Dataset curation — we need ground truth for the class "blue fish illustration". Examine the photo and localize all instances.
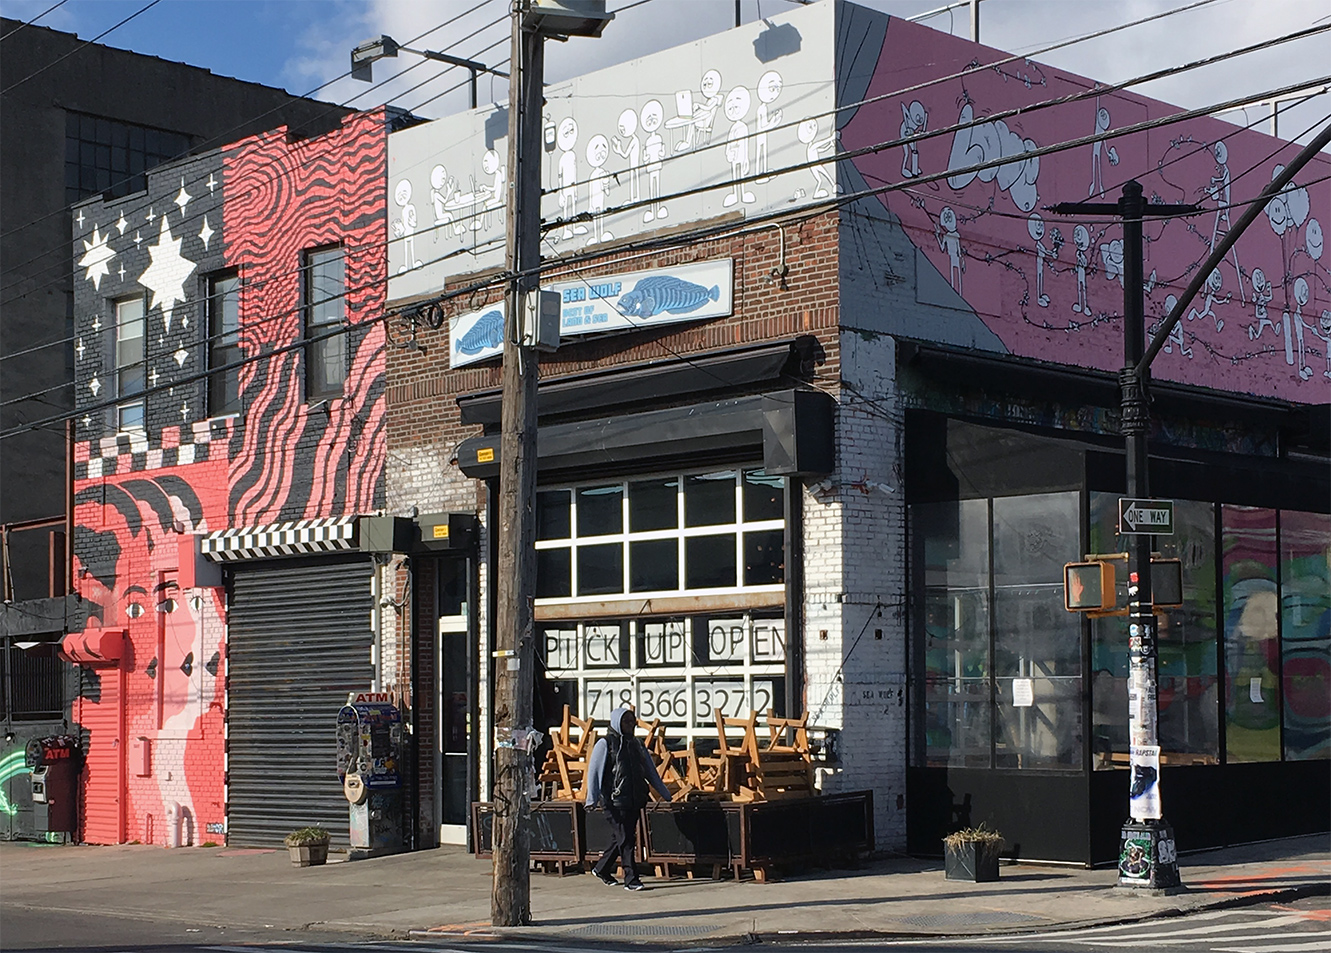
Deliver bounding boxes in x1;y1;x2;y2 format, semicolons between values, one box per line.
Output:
616;275;720;319
455;310;504;355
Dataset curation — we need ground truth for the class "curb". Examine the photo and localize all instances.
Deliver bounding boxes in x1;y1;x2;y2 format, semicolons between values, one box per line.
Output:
403;881;1331;947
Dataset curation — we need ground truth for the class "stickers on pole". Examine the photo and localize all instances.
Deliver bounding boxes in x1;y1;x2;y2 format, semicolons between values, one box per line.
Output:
1128;744;1161;821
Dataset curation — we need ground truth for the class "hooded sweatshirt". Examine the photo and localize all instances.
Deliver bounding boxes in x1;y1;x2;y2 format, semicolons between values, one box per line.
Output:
585;706;671;811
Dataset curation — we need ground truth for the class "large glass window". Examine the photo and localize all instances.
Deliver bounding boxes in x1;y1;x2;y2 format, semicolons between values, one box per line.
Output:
912;491;1082;771
304;246;345;400
1279;511;1330;762
206;271;241;417
65;111;191;203
114;296;146;431
534;468;784;600
1090;496;1219;768
1222;506;1282;763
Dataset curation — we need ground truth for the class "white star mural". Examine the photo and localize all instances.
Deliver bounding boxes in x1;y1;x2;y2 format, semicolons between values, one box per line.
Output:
134;230;143;247
146;207;156;224
198;216;214;250
82;415;92;428
174;179;192;213
180;401;190;420
88;377;101;397
206;173;218;193
76;209;85;228
118;263;126;281
173;348;188;367
115;212;128;236
148;367;159;387
75;338;85;361
138;217;196;313
79;226;115;290
91;316;101;331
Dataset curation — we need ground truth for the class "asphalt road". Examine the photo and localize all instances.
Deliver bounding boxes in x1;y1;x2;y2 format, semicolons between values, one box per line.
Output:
1;898;1327;952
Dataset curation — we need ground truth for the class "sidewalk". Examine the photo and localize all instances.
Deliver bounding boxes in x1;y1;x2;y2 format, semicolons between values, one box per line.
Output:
1;833;1326;945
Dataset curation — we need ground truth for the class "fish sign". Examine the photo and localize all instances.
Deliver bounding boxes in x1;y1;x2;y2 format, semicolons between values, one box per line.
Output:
553;258;733;338
450;305;507;367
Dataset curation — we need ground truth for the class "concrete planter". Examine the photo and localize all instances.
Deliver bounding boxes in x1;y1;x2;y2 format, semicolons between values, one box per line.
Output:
943;839;1001;882
288;843;329;867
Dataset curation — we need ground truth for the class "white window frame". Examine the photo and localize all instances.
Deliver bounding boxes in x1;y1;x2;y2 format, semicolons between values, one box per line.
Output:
113;295;146;432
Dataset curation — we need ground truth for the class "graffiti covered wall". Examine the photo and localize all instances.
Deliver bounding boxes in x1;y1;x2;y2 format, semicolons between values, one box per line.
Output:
836;5;1329;404
70;112;388;845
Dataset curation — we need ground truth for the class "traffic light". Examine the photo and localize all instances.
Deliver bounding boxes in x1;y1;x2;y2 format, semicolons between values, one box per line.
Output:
1151;558;1183;608
1064;561;1115;612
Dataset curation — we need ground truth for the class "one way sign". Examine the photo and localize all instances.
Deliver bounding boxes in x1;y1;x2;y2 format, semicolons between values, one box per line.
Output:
1119;498;1174;535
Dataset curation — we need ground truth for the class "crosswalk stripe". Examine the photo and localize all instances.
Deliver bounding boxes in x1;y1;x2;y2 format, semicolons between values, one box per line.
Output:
1212;942;1331;953
1064;913;1308;944
975;910;1255;942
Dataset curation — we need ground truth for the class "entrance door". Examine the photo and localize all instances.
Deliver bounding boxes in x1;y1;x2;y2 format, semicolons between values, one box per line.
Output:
436;557;473;845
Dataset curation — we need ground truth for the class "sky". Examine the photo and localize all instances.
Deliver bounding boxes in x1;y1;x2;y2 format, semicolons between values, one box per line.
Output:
1;0;1327;146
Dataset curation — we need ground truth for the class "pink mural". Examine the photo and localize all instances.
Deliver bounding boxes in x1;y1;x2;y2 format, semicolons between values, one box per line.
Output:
842;17;1329;403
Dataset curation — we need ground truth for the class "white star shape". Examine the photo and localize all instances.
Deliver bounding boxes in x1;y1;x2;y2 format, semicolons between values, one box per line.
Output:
76;209;86;228
175;179;192;213
181;315;189;329
79;226;115;290
91;316;102;331
89;377;101;396
206;173;217;193
118;263;126;281
138;218;196;314
75;338;85;361
173;348;188;367
146;207;156;224
115;212;128;236
181;401;190;421
198;216;214;250
82;415;92;427
134;230;143;247
149;367;159;387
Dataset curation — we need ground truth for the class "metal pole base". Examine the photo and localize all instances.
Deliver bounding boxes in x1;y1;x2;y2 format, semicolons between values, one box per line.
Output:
1117;818;1183;891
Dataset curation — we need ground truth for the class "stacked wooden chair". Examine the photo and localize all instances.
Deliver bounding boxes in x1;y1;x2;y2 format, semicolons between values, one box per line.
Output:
712;708;814;802
538;707;597;801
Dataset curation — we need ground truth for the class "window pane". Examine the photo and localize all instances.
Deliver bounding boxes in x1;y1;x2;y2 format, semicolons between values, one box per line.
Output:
118;401;144;430
1222;505;1281;763
210;274;240;341
1280;510;1331;761
309;336;345;397
920;678;990;768
685;534;736;589
576;485;622;538
995;676;1082;770
537;490;571;541
307;247;345;326
536;547;571;599
630;538;677;592
119;364;144;396
577;543;623;596
743;470;784;522
629;477;678;531
743;529;784;585
684;471;736;527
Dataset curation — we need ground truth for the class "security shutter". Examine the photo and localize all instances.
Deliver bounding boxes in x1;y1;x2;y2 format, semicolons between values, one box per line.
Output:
225;556;374;847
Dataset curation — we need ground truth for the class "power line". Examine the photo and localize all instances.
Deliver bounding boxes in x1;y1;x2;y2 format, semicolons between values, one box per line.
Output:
0;7;510;311
0;0;70;42
0;0;163;95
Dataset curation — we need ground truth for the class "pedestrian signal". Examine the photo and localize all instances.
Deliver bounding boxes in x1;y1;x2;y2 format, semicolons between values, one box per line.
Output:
1064;561;1114;612
1151;558;1183;608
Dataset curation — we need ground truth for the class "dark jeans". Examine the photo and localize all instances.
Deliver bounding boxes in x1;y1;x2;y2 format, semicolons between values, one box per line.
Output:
592;803;640;885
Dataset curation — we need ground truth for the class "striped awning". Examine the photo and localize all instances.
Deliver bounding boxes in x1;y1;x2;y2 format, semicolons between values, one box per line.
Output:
201;516;359;562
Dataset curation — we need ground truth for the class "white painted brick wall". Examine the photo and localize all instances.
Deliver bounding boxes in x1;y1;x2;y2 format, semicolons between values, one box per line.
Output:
802;330;908;851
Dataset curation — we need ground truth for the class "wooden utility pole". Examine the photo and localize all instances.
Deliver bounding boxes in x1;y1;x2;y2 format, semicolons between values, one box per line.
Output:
491;2;544;929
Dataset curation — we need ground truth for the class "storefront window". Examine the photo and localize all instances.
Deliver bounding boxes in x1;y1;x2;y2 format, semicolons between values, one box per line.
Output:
535;468;784;601
1090;496;1219;769
1279;510;1331;761
1223;505;1281;763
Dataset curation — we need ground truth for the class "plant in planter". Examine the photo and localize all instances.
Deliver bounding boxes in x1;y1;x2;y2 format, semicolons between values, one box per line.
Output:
942;825;1004;882
284;827;331;868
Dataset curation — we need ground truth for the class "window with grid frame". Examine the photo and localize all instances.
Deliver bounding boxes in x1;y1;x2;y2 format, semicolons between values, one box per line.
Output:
206;271;242;417
2;641;65;721
114;295;146;431
64;111;191;203
304;246;346;400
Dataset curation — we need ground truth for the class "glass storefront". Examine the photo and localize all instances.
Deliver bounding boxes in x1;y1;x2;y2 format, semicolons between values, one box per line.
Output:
535;467;787;744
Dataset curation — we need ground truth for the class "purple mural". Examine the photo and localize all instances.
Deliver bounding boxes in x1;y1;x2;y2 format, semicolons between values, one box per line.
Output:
842;17;1329;403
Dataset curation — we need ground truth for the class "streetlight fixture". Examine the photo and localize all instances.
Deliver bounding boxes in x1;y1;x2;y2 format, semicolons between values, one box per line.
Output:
350;34;510;109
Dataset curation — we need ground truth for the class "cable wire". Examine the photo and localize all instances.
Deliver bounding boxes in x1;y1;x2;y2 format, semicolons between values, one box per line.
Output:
0;0;162;94
0;0;70;42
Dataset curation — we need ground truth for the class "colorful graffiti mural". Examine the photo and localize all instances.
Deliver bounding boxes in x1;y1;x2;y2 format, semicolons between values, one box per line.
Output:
839;12;1329;403
69;112;388;845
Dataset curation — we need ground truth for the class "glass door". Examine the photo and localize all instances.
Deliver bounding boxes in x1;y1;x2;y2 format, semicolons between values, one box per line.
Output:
436;557;471;845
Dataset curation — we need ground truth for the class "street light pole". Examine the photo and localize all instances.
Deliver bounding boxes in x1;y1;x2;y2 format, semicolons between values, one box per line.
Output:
1052;181;1197;891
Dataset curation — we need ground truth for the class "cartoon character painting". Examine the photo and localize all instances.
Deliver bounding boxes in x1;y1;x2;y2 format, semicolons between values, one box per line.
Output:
641;100;668;223
392;179;421;274
936;206;964;294
585;134;613;245
754;71;783;183
796;118;837;199
612;107;642;205
723;86;755;207
1248;267;1276;340
900;100;928;178
556;117;587;240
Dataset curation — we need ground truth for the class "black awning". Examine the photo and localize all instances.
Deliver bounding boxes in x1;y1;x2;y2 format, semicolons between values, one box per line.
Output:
457;388;833;479
456;339;809;427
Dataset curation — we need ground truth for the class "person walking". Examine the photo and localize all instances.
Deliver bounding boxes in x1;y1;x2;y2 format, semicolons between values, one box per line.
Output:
585;707;670;891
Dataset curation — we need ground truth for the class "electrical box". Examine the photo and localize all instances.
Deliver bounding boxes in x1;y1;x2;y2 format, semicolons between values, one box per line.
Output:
522;289;561;352
131;736;151;777
1064;561;1115;612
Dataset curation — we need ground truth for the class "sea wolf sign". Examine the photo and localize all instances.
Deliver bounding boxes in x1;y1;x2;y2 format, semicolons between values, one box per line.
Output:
1119;498;1174;536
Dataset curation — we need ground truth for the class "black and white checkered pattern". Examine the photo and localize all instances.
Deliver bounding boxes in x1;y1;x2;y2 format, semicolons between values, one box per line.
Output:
76;419;230;480
201;516;359;562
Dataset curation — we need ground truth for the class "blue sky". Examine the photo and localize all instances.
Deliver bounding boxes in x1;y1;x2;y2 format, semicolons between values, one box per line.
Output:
1;0;1327;142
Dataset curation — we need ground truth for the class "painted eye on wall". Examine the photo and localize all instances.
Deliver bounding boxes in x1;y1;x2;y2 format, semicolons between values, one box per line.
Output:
189;594;203;613
158;598;178;614
126;603;145;619
146;657;158;679
180;652;194;677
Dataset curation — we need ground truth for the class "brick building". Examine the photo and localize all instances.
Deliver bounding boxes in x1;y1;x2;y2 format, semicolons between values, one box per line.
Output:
380;0;1328;864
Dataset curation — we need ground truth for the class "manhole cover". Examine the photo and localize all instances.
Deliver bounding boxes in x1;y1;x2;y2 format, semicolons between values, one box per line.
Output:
897;912;1047;927
571;924;719;937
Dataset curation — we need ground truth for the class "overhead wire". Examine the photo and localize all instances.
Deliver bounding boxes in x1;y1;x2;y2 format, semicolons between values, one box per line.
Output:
0;0;70;42
0;0;163;94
